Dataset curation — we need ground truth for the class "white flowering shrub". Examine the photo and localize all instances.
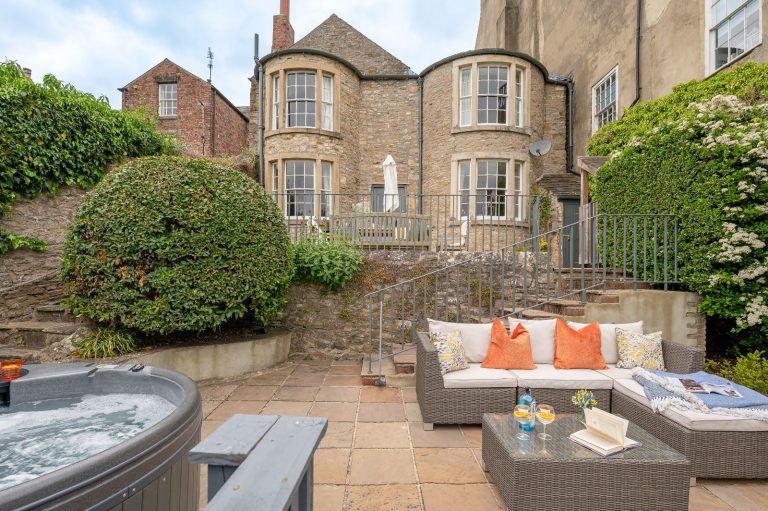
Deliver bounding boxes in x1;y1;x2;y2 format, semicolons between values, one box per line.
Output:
594;94;768;351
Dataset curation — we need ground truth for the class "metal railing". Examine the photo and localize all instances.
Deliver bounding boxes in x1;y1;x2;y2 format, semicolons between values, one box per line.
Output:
365;212;680;381
270;192;541;253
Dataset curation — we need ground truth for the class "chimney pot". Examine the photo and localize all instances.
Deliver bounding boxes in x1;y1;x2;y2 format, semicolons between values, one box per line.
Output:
280;0;289;17
22;67;32;79
272;0;294;52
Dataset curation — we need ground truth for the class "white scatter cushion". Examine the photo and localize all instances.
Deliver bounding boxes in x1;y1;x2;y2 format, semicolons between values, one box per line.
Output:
428;319;492;363
442;363;518;389
567;320;643;364
507;318;557;364
612;378;768;432
595;364;635;381
510;364;613;390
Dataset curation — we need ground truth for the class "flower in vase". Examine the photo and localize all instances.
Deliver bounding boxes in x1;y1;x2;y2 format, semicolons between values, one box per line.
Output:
571;389;598;410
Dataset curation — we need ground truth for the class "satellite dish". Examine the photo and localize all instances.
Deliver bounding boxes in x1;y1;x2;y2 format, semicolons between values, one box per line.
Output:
529;139;552;157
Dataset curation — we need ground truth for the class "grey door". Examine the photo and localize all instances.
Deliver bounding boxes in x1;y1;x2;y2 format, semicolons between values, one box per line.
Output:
560;199;580;268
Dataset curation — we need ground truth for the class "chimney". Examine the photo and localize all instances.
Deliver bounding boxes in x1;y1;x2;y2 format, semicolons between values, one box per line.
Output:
272;0;294;52
22;67;32;79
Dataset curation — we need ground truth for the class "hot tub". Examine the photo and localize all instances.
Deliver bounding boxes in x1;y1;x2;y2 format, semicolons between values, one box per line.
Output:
0;363;202;511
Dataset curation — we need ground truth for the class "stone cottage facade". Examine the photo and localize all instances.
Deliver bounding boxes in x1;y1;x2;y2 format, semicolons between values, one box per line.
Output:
252;3;572;238
121;59;249;157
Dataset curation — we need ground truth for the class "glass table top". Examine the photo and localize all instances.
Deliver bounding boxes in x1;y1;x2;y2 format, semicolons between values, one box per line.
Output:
483;413;687;463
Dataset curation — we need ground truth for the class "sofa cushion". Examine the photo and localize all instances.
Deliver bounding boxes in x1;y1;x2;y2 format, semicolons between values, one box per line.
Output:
429;330;469;375
510;364;613;390
616;329;665;370
554;320;607;370
442;363;518;389
596;364;635;381
612;378;768;432
508;318;556;364
428;319;492;363
482;320;536;370
568;320;643;365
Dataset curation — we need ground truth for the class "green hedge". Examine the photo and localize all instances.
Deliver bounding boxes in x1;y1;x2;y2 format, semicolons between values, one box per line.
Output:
593;94;768;353
0;61;174;253
294;237;363;291
59;156;295;335
588;62;768;157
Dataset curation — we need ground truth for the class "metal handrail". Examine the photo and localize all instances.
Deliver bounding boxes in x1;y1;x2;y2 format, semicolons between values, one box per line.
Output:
364;212;680;381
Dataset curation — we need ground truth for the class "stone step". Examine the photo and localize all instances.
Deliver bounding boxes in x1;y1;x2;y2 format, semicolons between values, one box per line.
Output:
0;321;80;349
33;304;84;323
538;299;586;317
0;345;42;363
393;346;416;374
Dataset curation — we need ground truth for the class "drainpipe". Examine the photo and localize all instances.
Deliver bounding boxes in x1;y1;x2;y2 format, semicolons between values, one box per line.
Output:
566;76;574;173
417;76;424;214
255;34;265;186
630;0;642;107
210;87;217;156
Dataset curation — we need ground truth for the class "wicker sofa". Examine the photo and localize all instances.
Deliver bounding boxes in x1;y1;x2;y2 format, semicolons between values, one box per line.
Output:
416;331;768;478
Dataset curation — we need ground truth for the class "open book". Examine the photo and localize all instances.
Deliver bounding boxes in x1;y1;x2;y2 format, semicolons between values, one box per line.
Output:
569;408;641;457
667;378;743;398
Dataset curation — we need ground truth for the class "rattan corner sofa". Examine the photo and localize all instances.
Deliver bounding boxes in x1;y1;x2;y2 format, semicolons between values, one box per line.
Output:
416;331;768;479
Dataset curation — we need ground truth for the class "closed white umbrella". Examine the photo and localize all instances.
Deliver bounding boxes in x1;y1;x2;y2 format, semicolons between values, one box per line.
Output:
383;154;400;212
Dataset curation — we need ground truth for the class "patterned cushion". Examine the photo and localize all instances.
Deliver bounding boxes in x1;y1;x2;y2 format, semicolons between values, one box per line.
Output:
430;330;469;375
616;328;665;370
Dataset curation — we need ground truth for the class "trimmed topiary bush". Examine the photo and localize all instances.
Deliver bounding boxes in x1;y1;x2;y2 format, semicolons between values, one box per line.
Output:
60;156;295;335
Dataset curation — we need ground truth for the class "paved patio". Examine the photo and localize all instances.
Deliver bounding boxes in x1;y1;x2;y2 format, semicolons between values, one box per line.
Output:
199;360;768;511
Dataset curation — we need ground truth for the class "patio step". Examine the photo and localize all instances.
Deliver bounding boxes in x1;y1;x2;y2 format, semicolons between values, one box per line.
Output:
0;321;80;349
33;304;85;324
0;344;43;363
361;344;417;386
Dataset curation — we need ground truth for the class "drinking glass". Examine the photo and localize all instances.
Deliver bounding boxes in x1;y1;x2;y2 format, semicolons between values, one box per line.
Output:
513;404;532;440
536;404;555;440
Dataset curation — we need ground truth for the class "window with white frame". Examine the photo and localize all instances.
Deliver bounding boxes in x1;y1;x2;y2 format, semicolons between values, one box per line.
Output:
513;161;524;221
477;65;508;125
592;68;618;131
320;161;332;217
459;67;471;127
321;74;333;131
514;68;524;128
476;159;507;218
158;83;177;117
371;185;407;213
710;0;761;71
458;160;470;218
286;71;316;128
285;160;315;217
270;161;279;199
271;74;280;130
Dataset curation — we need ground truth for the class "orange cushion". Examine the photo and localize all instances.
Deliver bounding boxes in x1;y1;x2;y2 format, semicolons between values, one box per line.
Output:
482;319;536;370
554;319;607;369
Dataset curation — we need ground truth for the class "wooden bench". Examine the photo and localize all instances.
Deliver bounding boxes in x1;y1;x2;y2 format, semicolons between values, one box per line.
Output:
189;414;327;510
330;212;431;249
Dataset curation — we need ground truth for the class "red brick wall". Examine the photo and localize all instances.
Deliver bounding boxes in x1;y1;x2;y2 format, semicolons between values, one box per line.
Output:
122;59;246;157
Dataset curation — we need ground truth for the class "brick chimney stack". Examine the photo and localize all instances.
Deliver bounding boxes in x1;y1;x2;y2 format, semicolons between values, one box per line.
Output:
22;67;32;79
272;0;294;52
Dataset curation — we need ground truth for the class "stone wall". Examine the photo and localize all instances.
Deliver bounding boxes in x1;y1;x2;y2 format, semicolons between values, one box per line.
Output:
0;272;64;322
0;186;86;288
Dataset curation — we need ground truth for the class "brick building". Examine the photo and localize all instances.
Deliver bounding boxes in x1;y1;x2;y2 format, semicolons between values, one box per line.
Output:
120;59;249;157
252;1;573;237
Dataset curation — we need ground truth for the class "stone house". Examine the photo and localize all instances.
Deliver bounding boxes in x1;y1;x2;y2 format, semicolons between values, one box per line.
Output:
120;59;249;157
477;0;768;165
252;1;573;247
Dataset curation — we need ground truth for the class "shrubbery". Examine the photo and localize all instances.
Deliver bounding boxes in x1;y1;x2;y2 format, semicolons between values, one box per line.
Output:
705;351;768;395
0;61;174;253
294;237;363;291
75;327;139;358
592;94;768;353
60;156;295;335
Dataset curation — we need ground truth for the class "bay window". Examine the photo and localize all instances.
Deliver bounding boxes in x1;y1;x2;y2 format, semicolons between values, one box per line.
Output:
458;160;470;217
322;74;333;131
321;161;333;217
456;62;526;128
271;74;279;129
459;68;471;127
285;159;315;217
476;159;507;218
286;71;316;128
454;158;527;221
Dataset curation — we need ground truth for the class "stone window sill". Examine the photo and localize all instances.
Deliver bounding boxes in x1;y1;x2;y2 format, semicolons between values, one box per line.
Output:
266;128;342;139
158;115;178;121
451;125;530;136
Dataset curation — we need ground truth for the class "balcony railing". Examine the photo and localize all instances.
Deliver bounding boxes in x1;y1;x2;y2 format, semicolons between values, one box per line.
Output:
270;192;542;253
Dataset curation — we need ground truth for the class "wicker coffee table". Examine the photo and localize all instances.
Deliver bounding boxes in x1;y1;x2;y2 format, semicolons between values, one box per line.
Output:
482;413;690;511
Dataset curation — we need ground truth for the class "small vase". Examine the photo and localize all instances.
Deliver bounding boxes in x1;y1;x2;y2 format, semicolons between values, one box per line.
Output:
578;409;587;426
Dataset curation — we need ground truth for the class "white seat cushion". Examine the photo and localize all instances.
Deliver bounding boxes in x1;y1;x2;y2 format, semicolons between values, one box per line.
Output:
596;364;635;381
568;321;643;365
508;318;556;364
428;319;492;363
612;378;768;432
442;363;518;389
510;364;613;390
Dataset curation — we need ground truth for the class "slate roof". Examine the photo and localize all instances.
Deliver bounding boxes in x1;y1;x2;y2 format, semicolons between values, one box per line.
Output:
536;173;581;198
291;14;411;76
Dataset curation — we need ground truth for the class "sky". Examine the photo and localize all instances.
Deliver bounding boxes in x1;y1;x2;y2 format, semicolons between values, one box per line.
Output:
0;0;481;109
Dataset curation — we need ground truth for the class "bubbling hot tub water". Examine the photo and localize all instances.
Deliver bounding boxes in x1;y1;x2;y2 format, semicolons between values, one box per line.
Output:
0;393;175;490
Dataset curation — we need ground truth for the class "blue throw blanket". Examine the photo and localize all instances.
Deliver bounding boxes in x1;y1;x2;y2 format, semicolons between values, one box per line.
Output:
632;368;768;422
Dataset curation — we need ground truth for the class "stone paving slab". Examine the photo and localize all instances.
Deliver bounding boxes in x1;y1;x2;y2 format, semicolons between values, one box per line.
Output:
197;361;768;511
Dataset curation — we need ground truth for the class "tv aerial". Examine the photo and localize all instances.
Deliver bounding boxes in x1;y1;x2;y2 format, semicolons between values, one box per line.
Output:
529;139;552;157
